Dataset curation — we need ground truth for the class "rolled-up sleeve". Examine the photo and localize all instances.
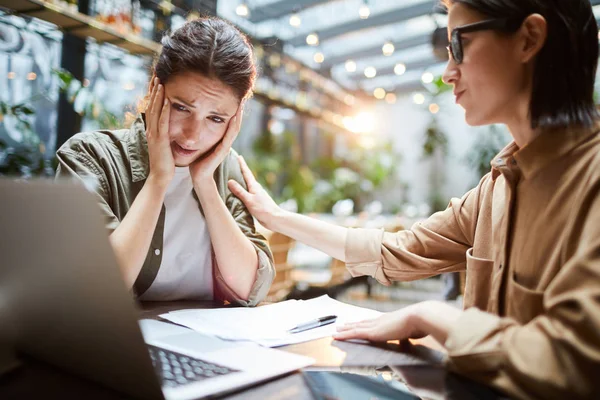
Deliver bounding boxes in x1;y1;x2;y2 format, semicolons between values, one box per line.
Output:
444;188;600;400
345;175;490;285
216;153;275;307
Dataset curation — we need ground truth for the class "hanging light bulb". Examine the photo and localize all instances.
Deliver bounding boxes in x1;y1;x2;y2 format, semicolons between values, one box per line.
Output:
364;66;377;78
382;41;395;56
306;32;319;46
373;88;386;99
345;60;357;72
413;93;425;105
421;72;434;84
313;51;325;63
359;3;370;19
394;63;406;75
385;93;397;104
289;13;301;27
236;2;249;17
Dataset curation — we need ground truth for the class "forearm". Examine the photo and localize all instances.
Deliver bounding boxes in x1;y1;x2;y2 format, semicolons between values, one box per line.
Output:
109;177;166;287
268;210;348;261
196;181;258;300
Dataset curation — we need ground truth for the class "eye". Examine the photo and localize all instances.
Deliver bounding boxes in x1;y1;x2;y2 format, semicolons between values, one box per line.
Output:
209;116;225;124
171;103;188;113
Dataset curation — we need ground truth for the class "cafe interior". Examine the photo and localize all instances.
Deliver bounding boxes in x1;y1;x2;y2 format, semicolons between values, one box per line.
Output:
2;0;600;399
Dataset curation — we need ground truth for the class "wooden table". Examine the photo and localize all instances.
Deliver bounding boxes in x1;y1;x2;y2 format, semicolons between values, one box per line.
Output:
0;301;511;399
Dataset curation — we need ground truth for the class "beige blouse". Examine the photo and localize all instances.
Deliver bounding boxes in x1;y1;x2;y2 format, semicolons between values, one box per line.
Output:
345;122;600;400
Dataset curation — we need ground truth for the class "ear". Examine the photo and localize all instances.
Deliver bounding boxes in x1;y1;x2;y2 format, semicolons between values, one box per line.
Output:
519;14;547;63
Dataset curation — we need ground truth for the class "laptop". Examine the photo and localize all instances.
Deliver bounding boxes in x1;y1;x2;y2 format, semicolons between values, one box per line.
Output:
0;179;314;399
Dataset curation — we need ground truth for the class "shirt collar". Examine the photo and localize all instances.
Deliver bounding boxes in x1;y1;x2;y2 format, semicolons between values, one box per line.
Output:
127;113;150;183
491;121;600;181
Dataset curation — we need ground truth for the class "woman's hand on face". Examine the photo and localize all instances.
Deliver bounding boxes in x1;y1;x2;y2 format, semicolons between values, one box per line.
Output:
333;301;461;345
146;77;175;189
227;155;282;230
189;102;244;188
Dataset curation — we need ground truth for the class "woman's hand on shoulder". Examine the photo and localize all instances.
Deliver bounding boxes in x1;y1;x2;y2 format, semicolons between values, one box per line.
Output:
227;155;283;230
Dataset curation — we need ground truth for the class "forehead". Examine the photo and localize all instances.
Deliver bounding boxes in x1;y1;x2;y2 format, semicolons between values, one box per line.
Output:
165;71;239;112
447;3;489;32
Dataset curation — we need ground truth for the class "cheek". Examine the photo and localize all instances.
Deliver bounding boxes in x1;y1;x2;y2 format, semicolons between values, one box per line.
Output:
203;124;227;144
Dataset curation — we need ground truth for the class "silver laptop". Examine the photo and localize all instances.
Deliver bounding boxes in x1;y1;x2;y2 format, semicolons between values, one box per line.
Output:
0;179;313;399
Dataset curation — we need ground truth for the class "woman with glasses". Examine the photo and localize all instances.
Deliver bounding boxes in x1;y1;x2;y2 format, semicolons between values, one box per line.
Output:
229;0;600;397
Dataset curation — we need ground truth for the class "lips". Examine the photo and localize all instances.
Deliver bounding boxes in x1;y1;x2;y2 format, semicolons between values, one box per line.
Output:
172;142;197;157
454;90;465;104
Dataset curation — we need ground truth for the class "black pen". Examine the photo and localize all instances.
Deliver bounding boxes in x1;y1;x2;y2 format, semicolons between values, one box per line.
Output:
288;315;337;334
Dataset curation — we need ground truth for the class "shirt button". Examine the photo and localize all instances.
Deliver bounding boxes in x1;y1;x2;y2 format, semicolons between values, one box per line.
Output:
154;249;161;256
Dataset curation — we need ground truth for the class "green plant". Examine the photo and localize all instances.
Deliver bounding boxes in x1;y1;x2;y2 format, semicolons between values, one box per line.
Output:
54;68;121;130
0;69;122;177
466;124;510;182
422;76;452;212
247;128;397;214
0;100;56;177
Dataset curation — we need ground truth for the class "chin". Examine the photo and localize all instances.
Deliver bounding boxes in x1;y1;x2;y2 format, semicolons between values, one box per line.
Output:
464;111;489;127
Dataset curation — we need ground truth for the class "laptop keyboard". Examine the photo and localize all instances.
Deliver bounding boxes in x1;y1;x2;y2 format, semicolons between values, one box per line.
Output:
148;345;239;388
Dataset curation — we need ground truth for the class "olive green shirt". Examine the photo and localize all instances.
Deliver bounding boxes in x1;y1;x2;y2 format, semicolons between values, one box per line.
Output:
345;122;600;399
55;114;274;306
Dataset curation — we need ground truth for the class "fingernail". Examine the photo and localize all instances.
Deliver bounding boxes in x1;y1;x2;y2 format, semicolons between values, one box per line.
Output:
164;99;168;106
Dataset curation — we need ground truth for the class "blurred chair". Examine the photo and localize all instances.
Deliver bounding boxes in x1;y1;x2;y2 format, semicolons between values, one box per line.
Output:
265;232;297;302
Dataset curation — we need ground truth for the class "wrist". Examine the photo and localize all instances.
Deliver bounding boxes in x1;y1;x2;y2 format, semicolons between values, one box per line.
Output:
146;174;170;194
194;179;218;201
265;207;287;231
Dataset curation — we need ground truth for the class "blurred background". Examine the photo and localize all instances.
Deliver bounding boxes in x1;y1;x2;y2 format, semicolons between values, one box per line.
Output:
3;0;600;308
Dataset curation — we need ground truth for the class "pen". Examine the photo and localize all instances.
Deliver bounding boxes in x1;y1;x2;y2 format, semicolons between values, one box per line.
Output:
288;315;337;334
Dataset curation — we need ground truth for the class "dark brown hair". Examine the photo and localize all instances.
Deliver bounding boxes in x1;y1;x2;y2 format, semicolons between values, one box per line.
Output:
153;16;256;102
441;0;599;129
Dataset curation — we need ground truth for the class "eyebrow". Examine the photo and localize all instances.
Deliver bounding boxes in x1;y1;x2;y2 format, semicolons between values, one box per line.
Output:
172;96;230;117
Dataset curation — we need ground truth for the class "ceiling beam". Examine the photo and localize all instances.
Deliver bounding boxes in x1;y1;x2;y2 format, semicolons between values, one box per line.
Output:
286;1;436;47
321;33;431;68
248;0;331;24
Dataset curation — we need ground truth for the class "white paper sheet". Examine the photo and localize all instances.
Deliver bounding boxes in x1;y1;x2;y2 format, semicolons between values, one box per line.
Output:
159;295;382;347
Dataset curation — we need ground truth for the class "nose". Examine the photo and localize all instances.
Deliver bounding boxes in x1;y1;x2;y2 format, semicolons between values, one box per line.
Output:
442;59;459;87
179;120;202;148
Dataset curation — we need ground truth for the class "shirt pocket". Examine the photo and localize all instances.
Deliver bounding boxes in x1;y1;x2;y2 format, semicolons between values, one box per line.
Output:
463;248;494;310
507;271;545;323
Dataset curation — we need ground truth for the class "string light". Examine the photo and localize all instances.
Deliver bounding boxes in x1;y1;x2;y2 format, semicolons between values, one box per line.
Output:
7;72;15;79
421;72;434;84
385;93;397;104
413;93;425;105
373;88;386;99
27;72;37;80
429;103;440;114
359;3;370;19
382;41;395;56
345;60;356;72
313;51;325;63
236;3;249;17
306;32;319;46
364;66;377;78
394;63;406;76
289;13;301;27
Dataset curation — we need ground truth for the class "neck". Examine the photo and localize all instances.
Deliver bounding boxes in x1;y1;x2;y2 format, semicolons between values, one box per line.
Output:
506;118;540;149
505;85;540;148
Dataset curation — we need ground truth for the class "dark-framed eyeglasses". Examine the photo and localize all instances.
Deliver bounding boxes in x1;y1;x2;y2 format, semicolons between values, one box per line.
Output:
446;18;524;65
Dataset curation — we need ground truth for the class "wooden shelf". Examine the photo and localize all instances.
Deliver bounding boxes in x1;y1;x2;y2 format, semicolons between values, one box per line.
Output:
0;0;161;55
